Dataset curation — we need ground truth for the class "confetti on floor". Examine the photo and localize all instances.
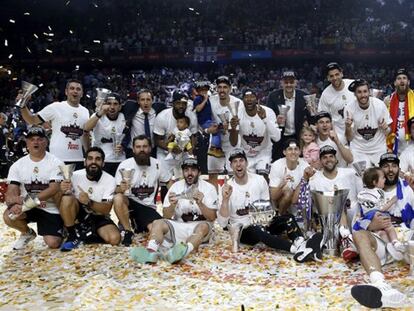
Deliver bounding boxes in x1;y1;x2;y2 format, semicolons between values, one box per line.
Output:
0;206;413;310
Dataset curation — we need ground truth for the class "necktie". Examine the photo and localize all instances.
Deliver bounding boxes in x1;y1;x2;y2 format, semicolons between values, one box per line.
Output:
144;112;151;142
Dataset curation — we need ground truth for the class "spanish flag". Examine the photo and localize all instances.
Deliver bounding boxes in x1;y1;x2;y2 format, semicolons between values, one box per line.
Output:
386;89;414;152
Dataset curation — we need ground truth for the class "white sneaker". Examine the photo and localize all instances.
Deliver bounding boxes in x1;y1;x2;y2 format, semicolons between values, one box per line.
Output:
351;280;407;308
290;236;305;253
392;240;405;252
13;228;37;250
386;242;404;261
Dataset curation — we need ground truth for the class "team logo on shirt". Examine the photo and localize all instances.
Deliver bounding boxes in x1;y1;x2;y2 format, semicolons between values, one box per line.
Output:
242;133;264;148
342;95;346;100
60;123;84;140
131;185;155;200
73;113;78;119
236;206;249;216
88;187;93;195
33;167;39;174
357;126;377;141
101;137;113;144
338;108;344;118
181;212;206;222
111;127;116;133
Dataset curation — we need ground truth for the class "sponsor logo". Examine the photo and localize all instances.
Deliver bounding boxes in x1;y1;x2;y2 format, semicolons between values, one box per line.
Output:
243;133;264;148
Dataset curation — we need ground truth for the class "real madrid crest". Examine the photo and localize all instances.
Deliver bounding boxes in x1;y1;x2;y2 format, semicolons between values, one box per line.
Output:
33;166;39;174
73;112;78;119
111;127;116;133
88;187;93;195
342;95;346;100
250;122;255;128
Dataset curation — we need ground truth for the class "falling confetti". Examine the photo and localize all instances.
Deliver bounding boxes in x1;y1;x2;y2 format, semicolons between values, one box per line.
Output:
26;47;32;53
4;39;8;47
93;40;101;44
33;33;39;39
45;49;53;53
8;54;13;59
23;12;30;16
9;19;15;23
84;50;90;54
69;29;74;34
38;83;44;87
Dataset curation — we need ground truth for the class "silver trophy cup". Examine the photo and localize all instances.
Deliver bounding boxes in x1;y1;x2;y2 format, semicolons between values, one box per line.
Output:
9;193;41;220
95;88;111;111
112;133;125;157
120;168;135;195
279;105;291;127
227;101;240;118
352;160;367;177
175;184;196;200
311;189;349;256
217;113;228;134
59;164;76;194
303;94;318;115
15;81;39;108
248;200;275;226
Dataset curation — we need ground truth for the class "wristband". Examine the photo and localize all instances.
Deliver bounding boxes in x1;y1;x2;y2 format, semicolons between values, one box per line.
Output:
96;112;102;118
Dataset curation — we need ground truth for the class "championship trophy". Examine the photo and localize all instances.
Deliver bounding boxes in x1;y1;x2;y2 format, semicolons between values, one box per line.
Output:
112;132;125;157
217;114;228;134
163;85;177;105
229;223;243;253
175;184;196;200
352;160;367;177
303;94;318;115
15;81;39;108
120;168;135;195
278;105;290;127
95;88;111;111
408;240;414;277
227;101;240;118
9;193;41;220
248;200;276;226
59;164;76;194
311;189;349;256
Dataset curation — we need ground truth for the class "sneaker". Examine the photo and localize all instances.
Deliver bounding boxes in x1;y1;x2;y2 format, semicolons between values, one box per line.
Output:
207;147;225;158
393;240;405;253
290;236;305;253
122;230;134;247
341;236;359;263
60;239;81;252
351;281;406;308
165;242;188;264
293;232;323;263
130;246;160;264
386;243;404;261
13;228;37;250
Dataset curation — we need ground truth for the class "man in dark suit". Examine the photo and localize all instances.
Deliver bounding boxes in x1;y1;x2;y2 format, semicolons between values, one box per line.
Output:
266;71;310;161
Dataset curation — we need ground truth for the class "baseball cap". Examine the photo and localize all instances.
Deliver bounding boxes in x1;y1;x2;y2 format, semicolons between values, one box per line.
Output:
228;148;247;162
25;126;47;139
315;111;332;122
171;91;188;103
283;138;300;150
106;92;122;104
181;156;200;169
282;71;296;79
325;62;342;75
319;145;337;158
348;79;369;92
242;88;257;98
215;75;231;86
394;68;410;81
379;152;400;167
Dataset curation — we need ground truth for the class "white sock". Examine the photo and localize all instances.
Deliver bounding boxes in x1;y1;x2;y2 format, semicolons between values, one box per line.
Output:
184;242;194;257
369;271;385;284
147;239;159;252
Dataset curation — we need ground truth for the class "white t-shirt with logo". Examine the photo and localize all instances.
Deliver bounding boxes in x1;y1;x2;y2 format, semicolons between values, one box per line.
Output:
153;108;198;158
7;152;63;214
115;157;171;208
344;98;391;155
71;169;116;209
269;158;309;189
38;101;90;162
217;173;270;228
318;78;355;137
163;179;218;222
92;113;126;163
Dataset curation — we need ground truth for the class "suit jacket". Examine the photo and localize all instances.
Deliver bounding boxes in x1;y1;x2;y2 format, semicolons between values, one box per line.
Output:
266;88;310;140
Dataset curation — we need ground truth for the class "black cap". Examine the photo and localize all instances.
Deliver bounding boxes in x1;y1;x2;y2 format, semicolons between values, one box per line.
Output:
181;156;200;169
319;145;337;158
407;116;414;129
315;111;332;122
195;81;210;90
242;88;257;98
106;92;122;104
282;71;296;79
283;138;299;150
348;79;369;92
395;68;410;81
325;62;342;75
171;91;188;103
228;148;247;162
215;75;231;86
25;126;47;139
379;152;400;167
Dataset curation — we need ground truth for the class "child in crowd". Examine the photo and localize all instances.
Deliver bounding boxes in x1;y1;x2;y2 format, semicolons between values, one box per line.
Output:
300;126;320;170
165;115;193;161
353;167;405;260
193;80;224;158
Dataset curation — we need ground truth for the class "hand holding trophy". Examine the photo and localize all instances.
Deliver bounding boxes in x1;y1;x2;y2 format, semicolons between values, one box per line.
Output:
9;193;41;220
95;88;111;112
59;164;76;195
15;81;39;108
120;168;135;195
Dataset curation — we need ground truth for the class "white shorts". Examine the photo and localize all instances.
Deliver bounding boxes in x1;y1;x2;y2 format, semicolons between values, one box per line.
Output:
162;220;213;247
247;154;271;174
352;149;385;168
